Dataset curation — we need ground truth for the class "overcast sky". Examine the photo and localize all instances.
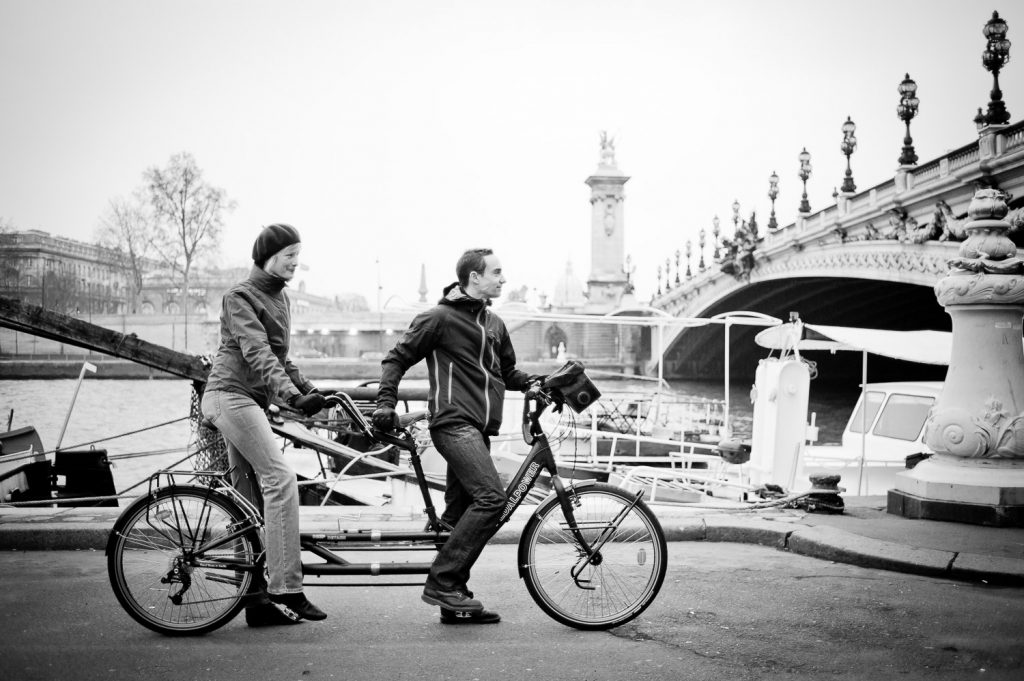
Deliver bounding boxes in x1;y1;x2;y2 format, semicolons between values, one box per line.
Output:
1;1;1019;309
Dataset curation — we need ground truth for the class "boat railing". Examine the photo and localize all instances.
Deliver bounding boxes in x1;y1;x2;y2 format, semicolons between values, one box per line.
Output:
590;391;725;441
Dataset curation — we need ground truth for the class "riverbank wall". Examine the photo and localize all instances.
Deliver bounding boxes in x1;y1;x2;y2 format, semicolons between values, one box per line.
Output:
0;358;640;381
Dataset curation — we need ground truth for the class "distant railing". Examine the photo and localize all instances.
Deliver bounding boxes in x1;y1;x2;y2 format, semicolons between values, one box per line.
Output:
947;141;979;171
1003;120;1024;153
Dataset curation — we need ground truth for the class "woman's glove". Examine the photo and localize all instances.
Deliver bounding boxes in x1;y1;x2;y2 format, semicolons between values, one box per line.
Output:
289;392;325;417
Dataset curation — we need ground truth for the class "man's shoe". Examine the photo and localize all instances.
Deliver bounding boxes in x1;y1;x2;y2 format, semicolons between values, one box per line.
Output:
245;603;303;627
421;587;483;613
440;608;501;624
267;593;327;621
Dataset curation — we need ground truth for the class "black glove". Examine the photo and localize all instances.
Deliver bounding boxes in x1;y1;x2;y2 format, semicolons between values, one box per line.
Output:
372;406;401;432
525;374;546;397
289;392;325;417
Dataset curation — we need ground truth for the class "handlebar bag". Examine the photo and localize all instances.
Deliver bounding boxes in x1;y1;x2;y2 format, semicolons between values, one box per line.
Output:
545;360;601;413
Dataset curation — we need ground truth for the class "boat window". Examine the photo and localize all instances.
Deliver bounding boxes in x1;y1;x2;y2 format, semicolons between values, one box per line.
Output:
848;391;884;434
872;393;935;441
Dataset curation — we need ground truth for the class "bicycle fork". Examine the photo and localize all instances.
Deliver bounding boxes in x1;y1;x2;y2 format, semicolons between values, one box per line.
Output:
552;476;646;590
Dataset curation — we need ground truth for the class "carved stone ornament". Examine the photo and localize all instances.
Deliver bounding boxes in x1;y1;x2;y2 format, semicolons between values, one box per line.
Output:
934;272;1024;306
946;188;1024;274
923;397;1024;459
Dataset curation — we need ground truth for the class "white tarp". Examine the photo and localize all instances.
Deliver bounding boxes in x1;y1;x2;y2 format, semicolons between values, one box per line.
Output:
754;323;952;366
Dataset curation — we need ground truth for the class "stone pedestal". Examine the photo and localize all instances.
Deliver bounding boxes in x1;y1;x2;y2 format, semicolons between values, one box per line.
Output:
889;188;1024;526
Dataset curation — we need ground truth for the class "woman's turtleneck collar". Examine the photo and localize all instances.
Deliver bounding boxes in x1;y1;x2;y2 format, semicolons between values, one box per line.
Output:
248;265;288;294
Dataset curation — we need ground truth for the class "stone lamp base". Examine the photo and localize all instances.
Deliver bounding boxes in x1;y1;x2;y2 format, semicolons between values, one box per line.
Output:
888;454;1024;527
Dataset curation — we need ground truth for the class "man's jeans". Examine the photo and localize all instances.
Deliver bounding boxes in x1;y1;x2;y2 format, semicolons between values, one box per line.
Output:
200;389;304;595
427;424;507;593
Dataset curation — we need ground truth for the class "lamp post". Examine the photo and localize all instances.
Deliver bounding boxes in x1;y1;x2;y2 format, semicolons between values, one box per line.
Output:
767;171;779;230
840;116;857;193
731;199;740;232
665;257;671;289
982;11;1011;126
674;249;681;285
698;228;706;271
897;73;919;166
711;217;720;262
685;240;693;279
798;147;812;213
656;264;662;296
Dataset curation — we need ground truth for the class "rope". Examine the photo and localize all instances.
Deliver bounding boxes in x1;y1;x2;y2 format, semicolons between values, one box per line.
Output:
58;416;190;450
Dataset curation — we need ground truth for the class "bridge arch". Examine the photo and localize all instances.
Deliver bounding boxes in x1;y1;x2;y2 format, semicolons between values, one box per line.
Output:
652;241;958;384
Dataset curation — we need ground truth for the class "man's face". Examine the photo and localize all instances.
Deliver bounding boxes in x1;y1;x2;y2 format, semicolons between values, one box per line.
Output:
471;254;506;300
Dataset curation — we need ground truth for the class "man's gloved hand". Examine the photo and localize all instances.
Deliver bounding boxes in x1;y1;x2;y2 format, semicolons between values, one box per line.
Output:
289;392;325;417
525;374;546;398
371;406;401;432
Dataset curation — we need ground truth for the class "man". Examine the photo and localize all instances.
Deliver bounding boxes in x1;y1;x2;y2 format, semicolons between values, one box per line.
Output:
372;248;538;625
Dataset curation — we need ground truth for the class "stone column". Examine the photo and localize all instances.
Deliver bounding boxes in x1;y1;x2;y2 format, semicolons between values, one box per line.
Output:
889;188;1024;526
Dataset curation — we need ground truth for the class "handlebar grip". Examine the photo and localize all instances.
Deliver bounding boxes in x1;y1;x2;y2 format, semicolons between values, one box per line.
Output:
372;427;418;453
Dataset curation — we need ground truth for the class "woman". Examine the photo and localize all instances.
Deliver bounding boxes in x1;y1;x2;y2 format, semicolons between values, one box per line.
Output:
201;223;327;626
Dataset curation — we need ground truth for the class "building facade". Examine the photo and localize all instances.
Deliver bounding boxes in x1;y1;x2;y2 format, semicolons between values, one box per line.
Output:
0;229;132;317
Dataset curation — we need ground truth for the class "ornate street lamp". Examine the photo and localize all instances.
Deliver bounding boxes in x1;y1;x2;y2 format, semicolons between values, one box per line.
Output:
731;199;740;231
840;116;857;193
685;240;693;279
656;264;662;296
698;228;706;271
974;107;988;130
897;73;920;166
982;11;1011;126
797;147;812;213
665;257;671;289
767;171;779;230
711;216;720;262
674;249;681;285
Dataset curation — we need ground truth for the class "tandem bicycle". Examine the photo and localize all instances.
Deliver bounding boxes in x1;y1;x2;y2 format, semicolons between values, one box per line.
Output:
105;370;668;635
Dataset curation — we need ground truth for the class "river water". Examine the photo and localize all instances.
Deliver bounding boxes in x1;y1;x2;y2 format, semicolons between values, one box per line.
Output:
0;377;860;501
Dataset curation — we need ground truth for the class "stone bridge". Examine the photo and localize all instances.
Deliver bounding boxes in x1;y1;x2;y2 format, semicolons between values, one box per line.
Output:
651;121;1024;382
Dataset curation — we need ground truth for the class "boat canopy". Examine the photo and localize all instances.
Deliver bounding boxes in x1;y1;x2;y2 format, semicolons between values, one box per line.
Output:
754;323;952;366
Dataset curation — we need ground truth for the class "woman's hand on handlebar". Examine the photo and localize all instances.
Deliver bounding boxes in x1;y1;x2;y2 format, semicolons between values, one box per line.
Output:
289;392;326;416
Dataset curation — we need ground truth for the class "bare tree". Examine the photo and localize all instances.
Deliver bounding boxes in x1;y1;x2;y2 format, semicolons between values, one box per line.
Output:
145;152;235;350
96;192;154;313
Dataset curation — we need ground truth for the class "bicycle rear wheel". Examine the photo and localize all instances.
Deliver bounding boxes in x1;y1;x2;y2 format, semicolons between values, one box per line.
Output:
107;485;262;636
518;483;667;630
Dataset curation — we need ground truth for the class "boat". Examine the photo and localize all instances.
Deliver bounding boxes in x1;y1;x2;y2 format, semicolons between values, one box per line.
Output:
1;423;118;506
752;320;950;497
0;425;49;504
799;381;940;496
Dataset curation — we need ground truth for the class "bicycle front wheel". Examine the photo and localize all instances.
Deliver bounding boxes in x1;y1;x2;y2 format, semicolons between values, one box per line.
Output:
107;486;261;636
518;483;667;630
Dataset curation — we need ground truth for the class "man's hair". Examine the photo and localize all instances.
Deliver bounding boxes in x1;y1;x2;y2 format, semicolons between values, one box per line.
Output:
456;248;493;286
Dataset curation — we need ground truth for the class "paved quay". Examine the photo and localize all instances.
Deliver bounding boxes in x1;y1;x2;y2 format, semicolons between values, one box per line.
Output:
3;494;1024;586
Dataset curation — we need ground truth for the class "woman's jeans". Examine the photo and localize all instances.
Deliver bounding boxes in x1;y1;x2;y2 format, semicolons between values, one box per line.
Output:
426;424;507;593
200;389;303;595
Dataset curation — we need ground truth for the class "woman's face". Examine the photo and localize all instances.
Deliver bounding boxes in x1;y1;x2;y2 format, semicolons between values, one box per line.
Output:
265;243;301;281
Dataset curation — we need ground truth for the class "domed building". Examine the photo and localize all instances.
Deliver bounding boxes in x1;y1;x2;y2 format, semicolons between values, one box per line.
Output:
551;260;586;312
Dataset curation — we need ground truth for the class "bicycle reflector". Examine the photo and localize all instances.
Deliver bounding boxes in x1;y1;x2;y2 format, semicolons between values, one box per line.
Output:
545;360;601;413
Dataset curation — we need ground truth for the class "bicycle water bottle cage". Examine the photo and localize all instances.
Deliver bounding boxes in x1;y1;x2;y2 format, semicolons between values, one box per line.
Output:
544;361;602;413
